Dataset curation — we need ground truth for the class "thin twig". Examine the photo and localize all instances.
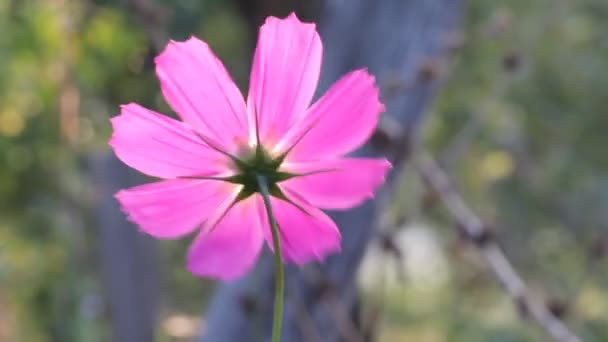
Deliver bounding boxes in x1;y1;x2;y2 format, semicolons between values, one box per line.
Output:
414;151;581;342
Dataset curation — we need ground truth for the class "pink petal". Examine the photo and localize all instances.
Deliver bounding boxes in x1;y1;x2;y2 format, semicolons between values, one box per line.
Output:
258;195;341;264
187;196;264;280
247;13;322;147
116;179;242;239
277;69;383;161
155;37;249;153
109;103;232;179
279;158;391;210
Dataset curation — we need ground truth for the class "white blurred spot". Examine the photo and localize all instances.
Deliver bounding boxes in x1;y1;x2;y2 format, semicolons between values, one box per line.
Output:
359;222;449;292
162;313;205;339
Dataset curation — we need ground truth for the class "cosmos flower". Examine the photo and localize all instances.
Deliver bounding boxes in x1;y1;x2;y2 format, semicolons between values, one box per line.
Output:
110;13;391;280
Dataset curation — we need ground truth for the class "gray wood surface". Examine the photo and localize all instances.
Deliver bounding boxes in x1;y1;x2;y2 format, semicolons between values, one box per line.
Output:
201;1;464;341
90;153;161;342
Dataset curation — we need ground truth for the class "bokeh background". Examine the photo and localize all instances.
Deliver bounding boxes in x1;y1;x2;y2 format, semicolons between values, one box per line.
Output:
2;0;608;341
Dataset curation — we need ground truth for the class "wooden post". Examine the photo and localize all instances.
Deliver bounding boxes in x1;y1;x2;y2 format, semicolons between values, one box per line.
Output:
90;152;161;342
201;1;464;341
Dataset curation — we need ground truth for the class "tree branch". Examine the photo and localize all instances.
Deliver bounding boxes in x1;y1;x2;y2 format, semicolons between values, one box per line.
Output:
414;151;581;342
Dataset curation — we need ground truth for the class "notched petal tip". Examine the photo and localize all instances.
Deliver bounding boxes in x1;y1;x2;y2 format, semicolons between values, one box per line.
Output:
280;158;391;210
115;179;241;240
113;189;133;203
115;103;155;122
381;158;393;170
186;35;204;43
353;68;371;77
153;32;249;151
288;11;316;28
354;70;384;111
351;68;375;82
281;67;385;160
373;159;393;185
110;103;233;179
155;38;207;65
108;114;126;147
264;11;317;29
249;10;323;149
378;103;387;114
119;102;139;111
113;191;152;236
352;68;382;96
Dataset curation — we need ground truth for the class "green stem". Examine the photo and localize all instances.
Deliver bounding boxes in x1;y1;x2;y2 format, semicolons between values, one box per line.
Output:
256;174;284;342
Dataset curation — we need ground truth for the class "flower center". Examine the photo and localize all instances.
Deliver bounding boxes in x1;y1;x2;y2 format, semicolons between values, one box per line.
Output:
227;145;293;201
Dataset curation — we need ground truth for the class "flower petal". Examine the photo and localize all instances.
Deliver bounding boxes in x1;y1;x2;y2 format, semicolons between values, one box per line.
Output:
259;195;341;264
155;37;248;153
278;69;383;161
110;103;232;179
248;13;322;147
116;179;242;239
279;158;391;210
187;196;264;280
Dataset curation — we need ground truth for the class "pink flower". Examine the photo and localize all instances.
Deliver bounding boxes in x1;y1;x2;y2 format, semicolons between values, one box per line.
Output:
110;13;391;280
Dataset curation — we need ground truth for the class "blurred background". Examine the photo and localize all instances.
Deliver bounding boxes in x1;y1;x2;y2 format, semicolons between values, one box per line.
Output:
1;0;608;341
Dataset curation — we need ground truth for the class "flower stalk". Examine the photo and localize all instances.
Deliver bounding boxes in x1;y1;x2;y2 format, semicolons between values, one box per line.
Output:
256;174;284;342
